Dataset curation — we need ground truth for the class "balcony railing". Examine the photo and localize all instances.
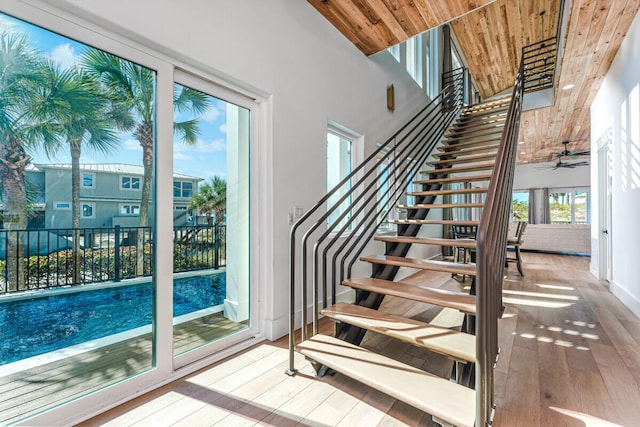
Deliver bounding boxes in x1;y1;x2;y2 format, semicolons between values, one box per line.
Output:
0;224;226;294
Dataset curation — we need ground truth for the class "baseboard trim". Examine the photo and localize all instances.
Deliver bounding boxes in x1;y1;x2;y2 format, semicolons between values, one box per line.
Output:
610;280;640;319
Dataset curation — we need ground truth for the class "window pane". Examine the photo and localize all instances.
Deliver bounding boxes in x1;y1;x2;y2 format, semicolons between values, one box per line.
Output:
0;12;155;422
172;82;250;356
82;173;94;187
512;192;529;222
131;177;140;189
182;181;193;197
575;191;588;224
549;192;572;224
327;130;352;230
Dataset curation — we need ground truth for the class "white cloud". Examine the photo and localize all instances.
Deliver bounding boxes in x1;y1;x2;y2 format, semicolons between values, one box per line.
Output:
174;152;193;161
123;139;142;152
49;43;78;70
80;156;97;164
219;124;227;134
201;106;222;123
175;138;226;154
204;170;226;178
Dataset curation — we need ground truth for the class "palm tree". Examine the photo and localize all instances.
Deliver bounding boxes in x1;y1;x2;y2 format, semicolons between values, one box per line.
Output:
0;31;59;291
29;61;120;283
188;176;227;225
82;49;212;275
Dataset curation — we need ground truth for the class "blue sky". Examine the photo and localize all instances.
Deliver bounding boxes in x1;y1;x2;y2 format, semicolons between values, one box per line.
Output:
1;12;228;182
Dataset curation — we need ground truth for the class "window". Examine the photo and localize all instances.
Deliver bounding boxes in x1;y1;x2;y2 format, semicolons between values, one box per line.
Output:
54;201;71;210
82;173;95;188
549;188;590;224
511;191;529;222
120;204;140;215
173;180;193;198
81;203;95;219
121;176;141;190
174;206;188;211
406;34;423;87
387;44;400;62
327;127;356;230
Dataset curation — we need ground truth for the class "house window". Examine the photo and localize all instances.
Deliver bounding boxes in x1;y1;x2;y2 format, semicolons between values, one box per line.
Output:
121;176;141;190
511;191;529;222
549;188;590;224
120;204;140;215
327;127;357;230
82;203;95;219
173;180;193;198
54;202;71;210
82;173;95;188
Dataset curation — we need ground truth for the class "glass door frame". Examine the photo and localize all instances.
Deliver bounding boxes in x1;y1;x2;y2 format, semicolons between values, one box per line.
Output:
3;1;269;424
171;69;261;370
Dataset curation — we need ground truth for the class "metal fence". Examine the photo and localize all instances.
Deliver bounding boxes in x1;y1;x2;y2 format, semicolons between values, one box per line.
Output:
0;224;226;294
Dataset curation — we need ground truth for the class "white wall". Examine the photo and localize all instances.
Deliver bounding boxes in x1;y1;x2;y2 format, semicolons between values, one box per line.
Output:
591;10;640;317
32;0;432;339
513;160;590;190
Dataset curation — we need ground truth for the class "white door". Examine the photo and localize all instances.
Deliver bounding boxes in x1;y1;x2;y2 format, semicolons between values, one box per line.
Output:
598;141;612;281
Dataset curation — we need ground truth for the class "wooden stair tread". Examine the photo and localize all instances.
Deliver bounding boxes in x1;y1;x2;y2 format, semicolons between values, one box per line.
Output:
388;219;480;226
296;334;476;427
343;276;477;314
446;123;505;137
374;235;476;248
361;254;477;276
427;152;497;166
433;143;500;157
438;137;501;151
452;116;506;129
398;203;484;209
444;128;503;143
322;303;476;363
408;187;488;197
414;174;492;185
422;162;495;175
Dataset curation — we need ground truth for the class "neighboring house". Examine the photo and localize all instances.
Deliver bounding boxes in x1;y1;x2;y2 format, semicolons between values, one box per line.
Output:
0;163;203;229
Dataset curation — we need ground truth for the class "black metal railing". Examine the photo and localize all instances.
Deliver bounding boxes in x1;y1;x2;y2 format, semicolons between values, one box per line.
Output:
522;36;557;93
474;58;525;426
522;0;567;94
0;224;225;294
287;68;468;374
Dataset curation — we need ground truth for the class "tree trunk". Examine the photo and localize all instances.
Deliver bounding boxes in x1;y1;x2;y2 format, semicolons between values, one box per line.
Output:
0;139;29;292
71;140;82;284
136;130;153;277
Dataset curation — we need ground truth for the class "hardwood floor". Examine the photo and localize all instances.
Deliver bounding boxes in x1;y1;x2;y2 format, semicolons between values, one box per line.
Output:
77;253;640;427
0;312;245;425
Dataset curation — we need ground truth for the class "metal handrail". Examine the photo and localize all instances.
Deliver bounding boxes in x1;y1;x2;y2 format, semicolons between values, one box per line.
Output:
287;68;467;374
475;59;525;426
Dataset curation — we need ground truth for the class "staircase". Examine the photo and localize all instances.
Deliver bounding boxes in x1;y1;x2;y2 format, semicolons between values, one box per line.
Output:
288;67;524;427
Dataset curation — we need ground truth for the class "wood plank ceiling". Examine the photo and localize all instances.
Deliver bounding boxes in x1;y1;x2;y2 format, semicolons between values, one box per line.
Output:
308;0;640;164
306;0;497;56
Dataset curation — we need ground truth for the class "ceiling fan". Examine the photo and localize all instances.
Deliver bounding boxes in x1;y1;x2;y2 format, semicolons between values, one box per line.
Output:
551;158;589;169
556;140;590;158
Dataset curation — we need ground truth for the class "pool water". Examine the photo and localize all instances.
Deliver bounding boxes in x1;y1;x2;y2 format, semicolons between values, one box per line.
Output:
0;273;225;366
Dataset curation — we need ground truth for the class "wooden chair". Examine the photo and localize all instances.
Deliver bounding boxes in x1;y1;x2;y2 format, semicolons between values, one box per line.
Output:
452;224;477;282
506;221;527;275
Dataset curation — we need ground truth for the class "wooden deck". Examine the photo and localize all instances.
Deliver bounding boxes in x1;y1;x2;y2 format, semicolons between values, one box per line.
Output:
74;253;640;426
0;312;246;425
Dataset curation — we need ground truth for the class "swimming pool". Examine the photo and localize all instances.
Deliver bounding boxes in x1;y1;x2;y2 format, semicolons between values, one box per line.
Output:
0;272;225;366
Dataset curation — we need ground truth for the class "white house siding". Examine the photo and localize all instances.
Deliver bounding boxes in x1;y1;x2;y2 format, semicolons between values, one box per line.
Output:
591;10;640;317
